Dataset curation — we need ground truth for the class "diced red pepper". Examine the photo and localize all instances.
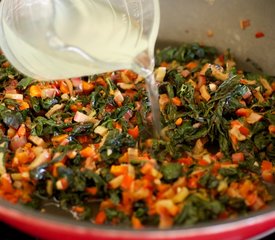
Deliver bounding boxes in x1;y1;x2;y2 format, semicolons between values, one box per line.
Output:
232;152;245;164
198;159;209;166
239;126;250;136
178;157;193;165
261;160;273;171
121;174;134;190
262;170;274;183
196;75;206;90
95;211;106;224
236;108;252;117
128;126;139;139
255;31;265;38
85;187;97;195
187;177;199;189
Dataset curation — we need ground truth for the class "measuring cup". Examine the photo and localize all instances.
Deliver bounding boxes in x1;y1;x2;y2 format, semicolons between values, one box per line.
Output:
0;0;160;80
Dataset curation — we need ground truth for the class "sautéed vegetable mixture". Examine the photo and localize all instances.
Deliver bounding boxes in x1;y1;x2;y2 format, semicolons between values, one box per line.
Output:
0;43;274;228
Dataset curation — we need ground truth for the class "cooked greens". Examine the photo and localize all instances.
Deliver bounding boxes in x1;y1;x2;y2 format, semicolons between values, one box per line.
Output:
0;43;274;228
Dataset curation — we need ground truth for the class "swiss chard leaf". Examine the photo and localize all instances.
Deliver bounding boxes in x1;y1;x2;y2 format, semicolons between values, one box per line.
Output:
100;129;135;165
0;108;24;129
17;77;34;90
160;162;183;182
175;194;224;225
156;43;217;66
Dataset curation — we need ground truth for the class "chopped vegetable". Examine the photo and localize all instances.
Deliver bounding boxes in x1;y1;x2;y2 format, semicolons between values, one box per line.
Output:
240;19;251;30
255;32;265;38
0;43;274;229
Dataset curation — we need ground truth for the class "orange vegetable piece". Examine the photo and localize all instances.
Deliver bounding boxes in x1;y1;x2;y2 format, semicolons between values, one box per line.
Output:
198;159;209;166
212;162;221;175
124;89;137;99
0;174;14;194
232;152;245;164
199;85;211;101
262;170;274;183
175;117;183;126
239;180;253;197
230;134;238;147
29;85;42;97
72;206;85;214
185;61;198;70
140;162;153;175
178;156;193;165
110;165;128;176
122;191;132;206
160;61;169;68
80;146;95;158
52;134;68;146
114;122;122;131
118;152;129;163
196;75;206;90
261;160;273;171
96;77;107;87
172;97;182;106
19;101;30;110
128;125;139;139
245;192;257;207
59;81;70;94
187;177;199;189
239;126;250;136
132;216;143;229
121;174;134;190
17;124;26;137
85;187;98;195
156;183;170;193
236;108;252;117
269;125;275;134
82;80;95;93
95;211;106;225
70;103;82;112
215;151;224;160
15;150;30;165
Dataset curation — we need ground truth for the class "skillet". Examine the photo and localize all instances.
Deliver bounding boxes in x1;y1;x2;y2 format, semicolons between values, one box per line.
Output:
0;0;275;239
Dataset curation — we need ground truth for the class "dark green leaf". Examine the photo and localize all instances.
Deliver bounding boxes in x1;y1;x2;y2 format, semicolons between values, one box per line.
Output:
160;162;183;182
17;77;33;90
1;109;24;129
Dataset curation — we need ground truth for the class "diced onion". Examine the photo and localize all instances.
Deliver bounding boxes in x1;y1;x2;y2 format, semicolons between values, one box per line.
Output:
45;104;64;118
28;149;51;170
4;93;23;100
246;112;263;124
117;82;135;90
73;111;89;123
94;126;108;136
154;67;166;83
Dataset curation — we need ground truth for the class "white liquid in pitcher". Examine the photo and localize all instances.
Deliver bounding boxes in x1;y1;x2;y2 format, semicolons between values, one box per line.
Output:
2;1;151;79
2;0;161;136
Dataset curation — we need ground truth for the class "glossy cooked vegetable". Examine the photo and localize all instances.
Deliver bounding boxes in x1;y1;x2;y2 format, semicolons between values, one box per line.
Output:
0;44;274;229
